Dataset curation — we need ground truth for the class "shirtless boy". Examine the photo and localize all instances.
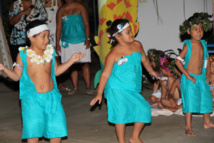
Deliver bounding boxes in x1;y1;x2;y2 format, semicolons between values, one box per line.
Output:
176;12;214;136
0;20;85;143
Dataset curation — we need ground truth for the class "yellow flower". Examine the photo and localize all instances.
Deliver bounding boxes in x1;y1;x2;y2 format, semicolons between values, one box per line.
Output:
18;46;26;51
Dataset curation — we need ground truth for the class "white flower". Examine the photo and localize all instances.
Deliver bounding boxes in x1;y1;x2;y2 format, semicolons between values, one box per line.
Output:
27;44;53;65
62;16;68;21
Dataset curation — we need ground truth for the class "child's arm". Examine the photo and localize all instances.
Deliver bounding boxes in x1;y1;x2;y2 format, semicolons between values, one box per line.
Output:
175;45;196;83
206;59;211;83
140;44;158;79
90;53;115;106
55;53;86;76
0;54;22;81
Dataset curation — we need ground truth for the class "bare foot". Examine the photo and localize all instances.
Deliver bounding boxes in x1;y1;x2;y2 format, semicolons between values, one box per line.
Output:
129;137;143;143
204;122;214;129
185;129;196;136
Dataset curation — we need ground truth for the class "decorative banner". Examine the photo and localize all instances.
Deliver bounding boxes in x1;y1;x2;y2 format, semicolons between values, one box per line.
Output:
94;0;139;88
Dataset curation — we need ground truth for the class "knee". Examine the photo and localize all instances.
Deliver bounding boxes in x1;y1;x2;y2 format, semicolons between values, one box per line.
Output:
150;96;159;103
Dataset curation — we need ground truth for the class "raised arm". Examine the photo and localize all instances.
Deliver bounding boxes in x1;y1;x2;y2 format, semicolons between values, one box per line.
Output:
9;3;31;25
0;53;23;81
55;53;86;76
90;53;115;106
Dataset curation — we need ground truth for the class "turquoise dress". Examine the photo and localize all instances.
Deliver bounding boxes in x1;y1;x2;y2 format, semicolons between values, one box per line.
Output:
181;40;213;113
61;14;86;48
104;52;151;124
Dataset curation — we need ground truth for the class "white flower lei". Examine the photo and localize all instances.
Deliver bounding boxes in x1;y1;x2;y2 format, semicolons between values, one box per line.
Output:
19;44;54;65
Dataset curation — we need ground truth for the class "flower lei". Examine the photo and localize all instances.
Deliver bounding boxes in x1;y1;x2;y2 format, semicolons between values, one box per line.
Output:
19;44;54;65
160;57;177;76
179;12;212;35
210;55;214;62
18;0;36;21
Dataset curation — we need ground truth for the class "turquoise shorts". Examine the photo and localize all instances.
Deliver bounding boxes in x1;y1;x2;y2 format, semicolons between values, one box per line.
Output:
181;73;213;113
21;89;67;139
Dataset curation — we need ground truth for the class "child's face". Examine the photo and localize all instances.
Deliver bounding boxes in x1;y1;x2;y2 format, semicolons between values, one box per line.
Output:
211;62;214;74
188;24;204;41
119;26;134;43
30;30;50;50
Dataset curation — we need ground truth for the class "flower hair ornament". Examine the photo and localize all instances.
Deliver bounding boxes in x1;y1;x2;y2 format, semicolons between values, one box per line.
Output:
179;12;213;34
160;57;177;76
112;23;130;37
210;55;214;62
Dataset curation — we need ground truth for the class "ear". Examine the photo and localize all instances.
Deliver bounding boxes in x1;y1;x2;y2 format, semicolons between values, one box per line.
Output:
29;36;35;42
187;29;191;34
115;34;121;40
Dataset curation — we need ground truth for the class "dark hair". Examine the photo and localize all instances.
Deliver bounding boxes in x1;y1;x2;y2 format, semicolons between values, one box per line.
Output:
106;19;129;47
25;20;47;45
152;50;165;72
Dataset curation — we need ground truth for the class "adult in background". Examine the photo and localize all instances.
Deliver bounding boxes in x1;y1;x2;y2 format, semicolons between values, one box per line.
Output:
41;0;69;91
56;0;92;94
9;0;48;62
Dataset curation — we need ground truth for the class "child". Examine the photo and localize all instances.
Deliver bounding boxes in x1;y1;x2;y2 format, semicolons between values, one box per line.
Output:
160;78;182;111
209;55;214;110
90;19;157;143
176;12;214;136
148;49;181;109
0;20;85;143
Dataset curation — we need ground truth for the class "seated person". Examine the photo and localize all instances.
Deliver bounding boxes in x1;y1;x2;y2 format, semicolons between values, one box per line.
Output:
209;55;214;110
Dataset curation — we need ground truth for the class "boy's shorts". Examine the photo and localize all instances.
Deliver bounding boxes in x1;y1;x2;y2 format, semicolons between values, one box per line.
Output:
21;89;67;139
181;73;213;113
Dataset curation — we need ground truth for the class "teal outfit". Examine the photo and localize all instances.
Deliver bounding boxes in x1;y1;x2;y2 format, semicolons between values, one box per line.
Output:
181;40;213;113
61;14;86;48
19;49;67;139
104;52;151;124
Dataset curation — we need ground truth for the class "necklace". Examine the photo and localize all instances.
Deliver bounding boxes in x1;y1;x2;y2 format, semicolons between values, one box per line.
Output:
19;44;54;65
18;0;36;21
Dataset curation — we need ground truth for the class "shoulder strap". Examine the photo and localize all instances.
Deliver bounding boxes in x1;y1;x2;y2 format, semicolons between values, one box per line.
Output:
201;40;209;59
19;50;27;69
183;40;191;69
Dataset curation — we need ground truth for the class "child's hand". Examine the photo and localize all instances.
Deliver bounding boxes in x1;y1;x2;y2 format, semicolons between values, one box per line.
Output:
206;75;211;83
90;95;102;106
0;63;5;71
70;53;86;63
56;45;61;56
187;75;196;83
150;71;158;80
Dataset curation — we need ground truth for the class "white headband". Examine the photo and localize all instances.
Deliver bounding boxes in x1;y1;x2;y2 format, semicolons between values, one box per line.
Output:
112;23;130;37
27;24;49;37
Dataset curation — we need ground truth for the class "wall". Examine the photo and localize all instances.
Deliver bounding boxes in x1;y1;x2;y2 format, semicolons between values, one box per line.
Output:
136;0;213;55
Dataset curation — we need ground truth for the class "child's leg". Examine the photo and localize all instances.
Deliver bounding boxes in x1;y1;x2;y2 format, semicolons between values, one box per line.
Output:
185;113;196;136
115;124;126;143
129;122;144;143
27;137;39;143
203;113;214;129
50;137;61;143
